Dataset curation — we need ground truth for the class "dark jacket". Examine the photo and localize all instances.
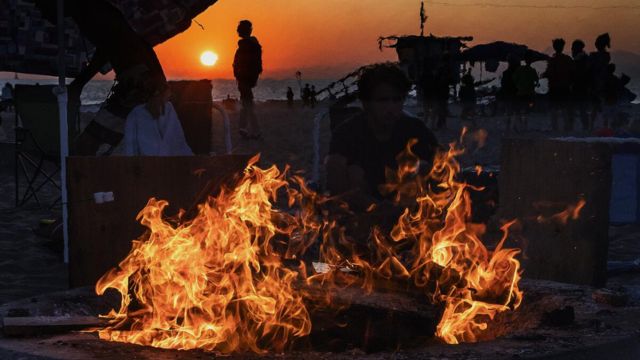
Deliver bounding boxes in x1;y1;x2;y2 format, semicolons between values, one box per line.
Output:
233;36;263;87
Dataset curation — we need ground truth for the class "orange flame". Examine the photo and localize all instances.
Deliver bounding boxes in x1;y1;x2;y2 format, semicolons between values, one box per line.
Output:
96;155;311;353
96;140;525;351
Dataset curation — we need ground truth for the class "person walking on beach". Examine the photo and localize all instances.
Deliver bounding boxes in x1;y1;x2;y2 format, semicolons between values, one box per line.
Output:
571;39;591;131
286;87;295;108
543;38;575;132
233;20;263;139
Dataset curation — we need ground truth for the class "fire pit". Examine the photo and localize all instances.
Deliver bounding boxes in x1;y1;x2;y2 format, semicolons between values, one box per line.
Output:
2;143;640;359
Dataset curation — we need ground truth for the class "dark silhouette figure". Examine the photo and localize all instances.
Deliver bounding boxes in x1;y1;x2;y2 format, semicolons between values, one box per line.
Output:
500;54;521;132
310;85;317;108
326;63;439;207
35;0;167;155
302;84;311;107
233;20;262;139
512;54;539;131
589;33;612;128
543;38;575;132
421;55;451;130
459;69;476;121
286;87;294;108
571;39;591;131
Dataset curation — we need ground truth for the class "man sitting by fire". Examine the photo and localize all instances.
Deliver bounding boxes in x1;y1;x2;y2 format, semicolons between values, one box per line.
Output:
326;63;440;211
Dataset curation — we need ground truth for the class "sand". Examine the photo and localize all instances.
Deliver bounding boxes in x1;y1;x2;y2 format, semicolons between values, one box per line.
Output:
1;99;639;306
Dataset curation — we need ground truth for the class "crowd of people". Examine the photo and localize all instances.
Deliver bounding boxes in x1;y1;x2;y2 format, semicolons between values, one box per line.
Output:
415;33;635;134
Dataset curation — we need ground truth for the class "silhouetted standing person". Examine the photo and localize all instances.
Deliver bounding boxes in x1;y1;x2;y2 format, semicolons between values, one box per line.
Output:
302;84;311;107
500;54;521;132
589;33;612;129
459;68;476;121
310;85;317;108
512;53;539;131
233;20;262;139
286;87;294;108
543;38;574;132
571;39;591;131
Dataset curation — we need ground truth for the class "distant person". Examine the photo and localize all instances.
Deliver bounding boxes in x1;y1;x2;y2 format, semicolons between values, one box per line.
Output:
310;85;317;108
233;19;263;139
286;87;294;108
1;83;13;112
589;33;612;128
512;53;539;131
326;63;439;208
35;0;167;155
459;68;477;121
571;39;591;131
543;38;575;132
302;84;311;107
123;78;193;156
499;54;521;132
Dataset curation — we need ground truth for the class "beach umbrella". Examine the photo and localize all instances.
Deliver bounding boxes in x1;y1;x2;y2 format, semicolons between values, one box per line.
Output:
2;0;219;264
0;0;219;77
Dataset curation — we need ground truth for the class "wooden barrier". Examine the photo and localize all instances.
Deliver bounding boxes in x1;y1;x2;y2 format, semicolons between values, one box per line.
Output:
67;155;250;287
499;138;640;287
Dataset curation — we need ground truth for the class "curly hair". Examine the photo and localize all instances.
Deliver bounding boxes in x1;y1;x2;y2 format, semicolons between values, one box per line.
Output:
357;63;411;102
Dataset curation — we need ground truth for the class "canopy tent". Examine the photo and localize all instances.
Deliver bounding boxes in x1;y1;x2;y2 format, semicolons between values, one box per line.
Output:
1;0;219;264
461;41;549;64
0;0;218;77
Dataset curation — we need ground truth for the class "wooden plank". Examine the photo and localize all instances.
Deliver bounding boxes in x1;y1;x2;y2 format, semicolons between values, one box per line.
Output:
499;138;612;286
2;316;102;337
67;155;251;288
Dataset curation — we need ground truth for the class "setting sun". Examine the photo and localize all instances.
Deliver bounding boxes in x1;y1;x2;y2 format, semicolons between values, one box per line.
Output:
200;50;219;67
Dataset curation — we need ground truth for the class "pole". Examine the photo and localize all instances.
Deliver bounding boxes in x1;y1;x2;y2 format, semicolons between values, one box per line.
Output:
420;1;426;37
56;0;70;264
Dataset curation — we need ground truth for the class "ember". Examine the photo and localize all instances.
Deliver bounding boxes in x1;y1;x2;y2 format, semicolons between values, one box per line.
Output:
95;139;523;352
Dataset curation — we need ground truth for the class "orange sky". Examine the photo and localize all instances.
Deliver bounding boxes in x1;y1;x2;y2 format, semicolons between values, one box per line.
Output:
155;0;640;79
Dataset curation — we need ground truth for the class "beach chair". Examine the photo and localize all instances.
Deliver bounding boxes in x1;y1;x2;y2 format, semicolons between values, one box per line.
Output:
14;84;79;207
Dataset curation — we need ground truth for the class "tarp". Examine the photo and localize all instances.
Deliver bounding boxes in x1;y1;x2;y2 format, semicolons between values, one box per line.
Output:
462;41;549;64
0;0;218;77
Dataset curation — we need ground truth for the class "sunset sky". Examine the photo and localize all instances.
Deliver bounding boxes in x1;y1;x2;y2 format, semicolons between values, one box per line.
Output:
156;0;640;79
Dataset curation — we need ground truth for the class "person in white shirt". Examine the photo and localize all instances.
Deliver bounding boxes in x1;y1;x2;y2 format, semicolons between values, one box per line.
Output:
123;80;193;156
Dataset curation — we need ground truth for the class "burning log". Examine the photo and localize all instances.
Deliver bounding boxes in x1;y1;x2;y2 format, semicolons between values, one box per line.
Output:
90;142;523;353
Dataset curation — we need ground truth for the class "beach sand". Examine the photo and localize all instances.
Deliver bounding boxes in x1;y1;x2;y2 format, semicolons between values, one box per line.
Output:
1;100;639;305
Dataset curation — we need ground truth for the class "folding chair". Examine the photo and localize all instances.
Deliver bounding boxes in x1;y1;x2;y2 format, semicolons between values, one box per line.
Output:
14;84;79;208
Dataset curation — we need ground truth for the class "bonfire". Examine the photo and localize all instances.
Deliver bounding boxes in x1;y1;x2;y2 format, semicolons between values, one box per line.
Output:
94;139;523;352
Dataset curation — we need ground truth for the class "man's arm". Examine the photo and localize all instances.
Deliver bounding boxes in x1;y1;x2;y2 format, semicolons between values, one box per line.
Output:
325;154;377;211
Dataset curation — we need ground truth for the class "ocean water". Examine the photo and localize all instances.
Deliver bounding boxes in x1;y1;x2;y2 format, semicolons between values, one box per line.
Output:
0;78;336;111
2;77;638;110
